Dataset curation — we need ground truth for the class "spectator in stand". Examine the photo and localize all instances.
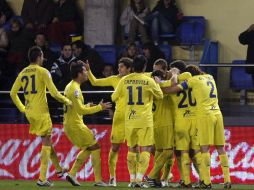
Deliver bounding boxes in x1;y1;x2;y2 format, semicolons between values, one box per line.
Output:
21;0;54;32
146;0;183;45
71;40;104;77
0;0;14;27
143;42;165;72
48;0;81;44
239;24;254;82
120;42;139;60
120;0;151;44
7;18;34;73
102;64;114;78
50;43;76;90
34;33;58;70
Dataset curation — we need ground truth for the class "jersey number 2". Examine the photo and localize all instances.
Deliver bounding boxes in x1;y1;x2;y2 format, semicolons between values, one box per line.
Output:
127;86;144;105
21;75;37;95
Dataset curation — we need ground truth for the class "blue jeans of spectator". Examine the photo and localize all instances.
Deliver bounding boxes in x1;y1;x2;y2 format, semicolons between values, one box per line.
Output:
146;11;174;43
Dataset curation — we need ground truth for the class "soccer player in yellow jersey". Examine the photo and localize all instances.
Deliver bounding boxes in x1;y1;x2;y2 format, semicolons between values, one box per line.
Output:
10;46;72;187
162;65;231;189
112;55;163;187
84;58;132;186
144;59;174;187
63;61;112;187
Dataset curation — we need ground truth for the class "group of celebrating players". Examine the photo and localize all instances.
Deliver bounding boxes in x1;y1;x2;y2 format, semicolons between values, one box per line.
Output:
10;45;231;189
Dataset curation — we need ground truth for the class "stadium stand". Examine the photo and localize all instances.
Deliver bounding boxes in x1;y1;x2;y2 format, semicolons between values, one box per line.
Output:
94;45;117;65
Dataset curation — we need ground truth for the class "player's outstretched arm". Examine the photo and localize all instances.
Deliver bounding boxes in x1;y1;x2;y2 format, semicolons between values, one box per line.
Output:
10;76;25;113
84;60;113;87
43;70;72;105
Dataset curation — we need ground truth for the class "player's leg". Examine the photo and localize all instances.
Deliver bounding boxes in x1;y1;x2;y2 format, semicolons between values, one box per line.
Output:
136;127;153;185
88;143;107;186
108;143;120;186
214;113;231;188
66;149;90;186
37;135;52;186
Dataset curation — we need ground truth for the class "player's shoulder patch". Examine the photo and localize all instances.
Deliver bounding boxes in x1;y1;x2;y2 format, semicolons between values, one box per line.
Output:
74;89;80;98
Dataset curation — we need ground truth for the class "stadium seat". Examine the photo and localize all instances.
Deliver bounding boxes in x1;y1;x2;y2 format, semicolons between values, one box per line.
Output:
177;16;206;45
230;60;254;90
200;40;219;80
94;45;117;65
158;44;172;62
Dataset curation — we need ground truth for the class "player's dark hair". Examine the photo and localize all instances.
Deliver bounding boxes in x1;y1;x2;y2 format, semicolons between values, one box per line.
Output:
170;60;186;73
186;65;205;76
28;46;42;63
133;55;147;72
35;32;47;40
70;61;84;79
151;70;164;79
154;58;168;71
119;57;133;70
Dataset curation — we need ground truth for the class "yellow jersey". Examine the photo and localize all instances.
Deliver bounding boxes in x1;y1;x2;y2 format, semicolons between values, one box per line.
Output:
87;70;124;111
112;73;163;128
63;80;102;125
179;74;220;115
10;64;70;114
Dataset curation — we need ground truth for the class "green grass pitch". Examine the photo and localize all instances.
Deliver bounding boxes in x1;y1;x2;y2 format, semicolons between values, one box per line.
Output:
0;180;253;190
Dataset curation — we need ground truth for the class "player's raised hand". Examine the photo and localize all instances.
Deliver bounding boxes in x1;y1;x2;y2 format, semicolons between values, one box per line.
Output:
99;99;112;110
84;60;91;71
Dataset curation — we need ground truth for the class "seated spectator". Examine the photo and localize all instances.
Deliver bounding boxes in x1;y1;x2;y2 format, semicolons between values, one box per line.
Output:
146;0;183;44
7;18;34;73
102;64;114;78
239;24;254;82
120;0;151;44
71;40;104;77
21;0;54;32
142;42;165;72
34;32;58;70
48;0;80;44
120;42;139;60
0;0;14;27
50;43;76;90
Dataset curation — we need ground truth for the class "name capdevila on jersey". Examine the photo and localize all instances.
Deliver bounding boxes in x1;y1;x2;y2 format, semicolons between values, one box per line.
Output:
124;80;149;85
23;68;36;73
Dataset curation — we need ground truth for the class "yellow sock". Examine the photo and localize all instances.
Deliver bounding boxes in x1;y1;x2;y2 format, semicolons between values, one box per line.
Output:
219;154;231;183
201;152;211;185
149;150;173;180
70;150;90;176
137;151;150;182
176;155;183;179
127;151;137;182
181;152;191;185
192;152;202;181
154;151;162;163
91;149;102;182
161;157;174;181
50;146;62;172
153;151;162;181
108;149;118;178
39;146;51;181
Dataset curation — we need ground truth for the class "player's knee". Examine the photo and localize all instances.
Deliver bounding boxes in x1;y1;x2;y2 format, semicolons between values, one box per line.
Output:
215;145;225;155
